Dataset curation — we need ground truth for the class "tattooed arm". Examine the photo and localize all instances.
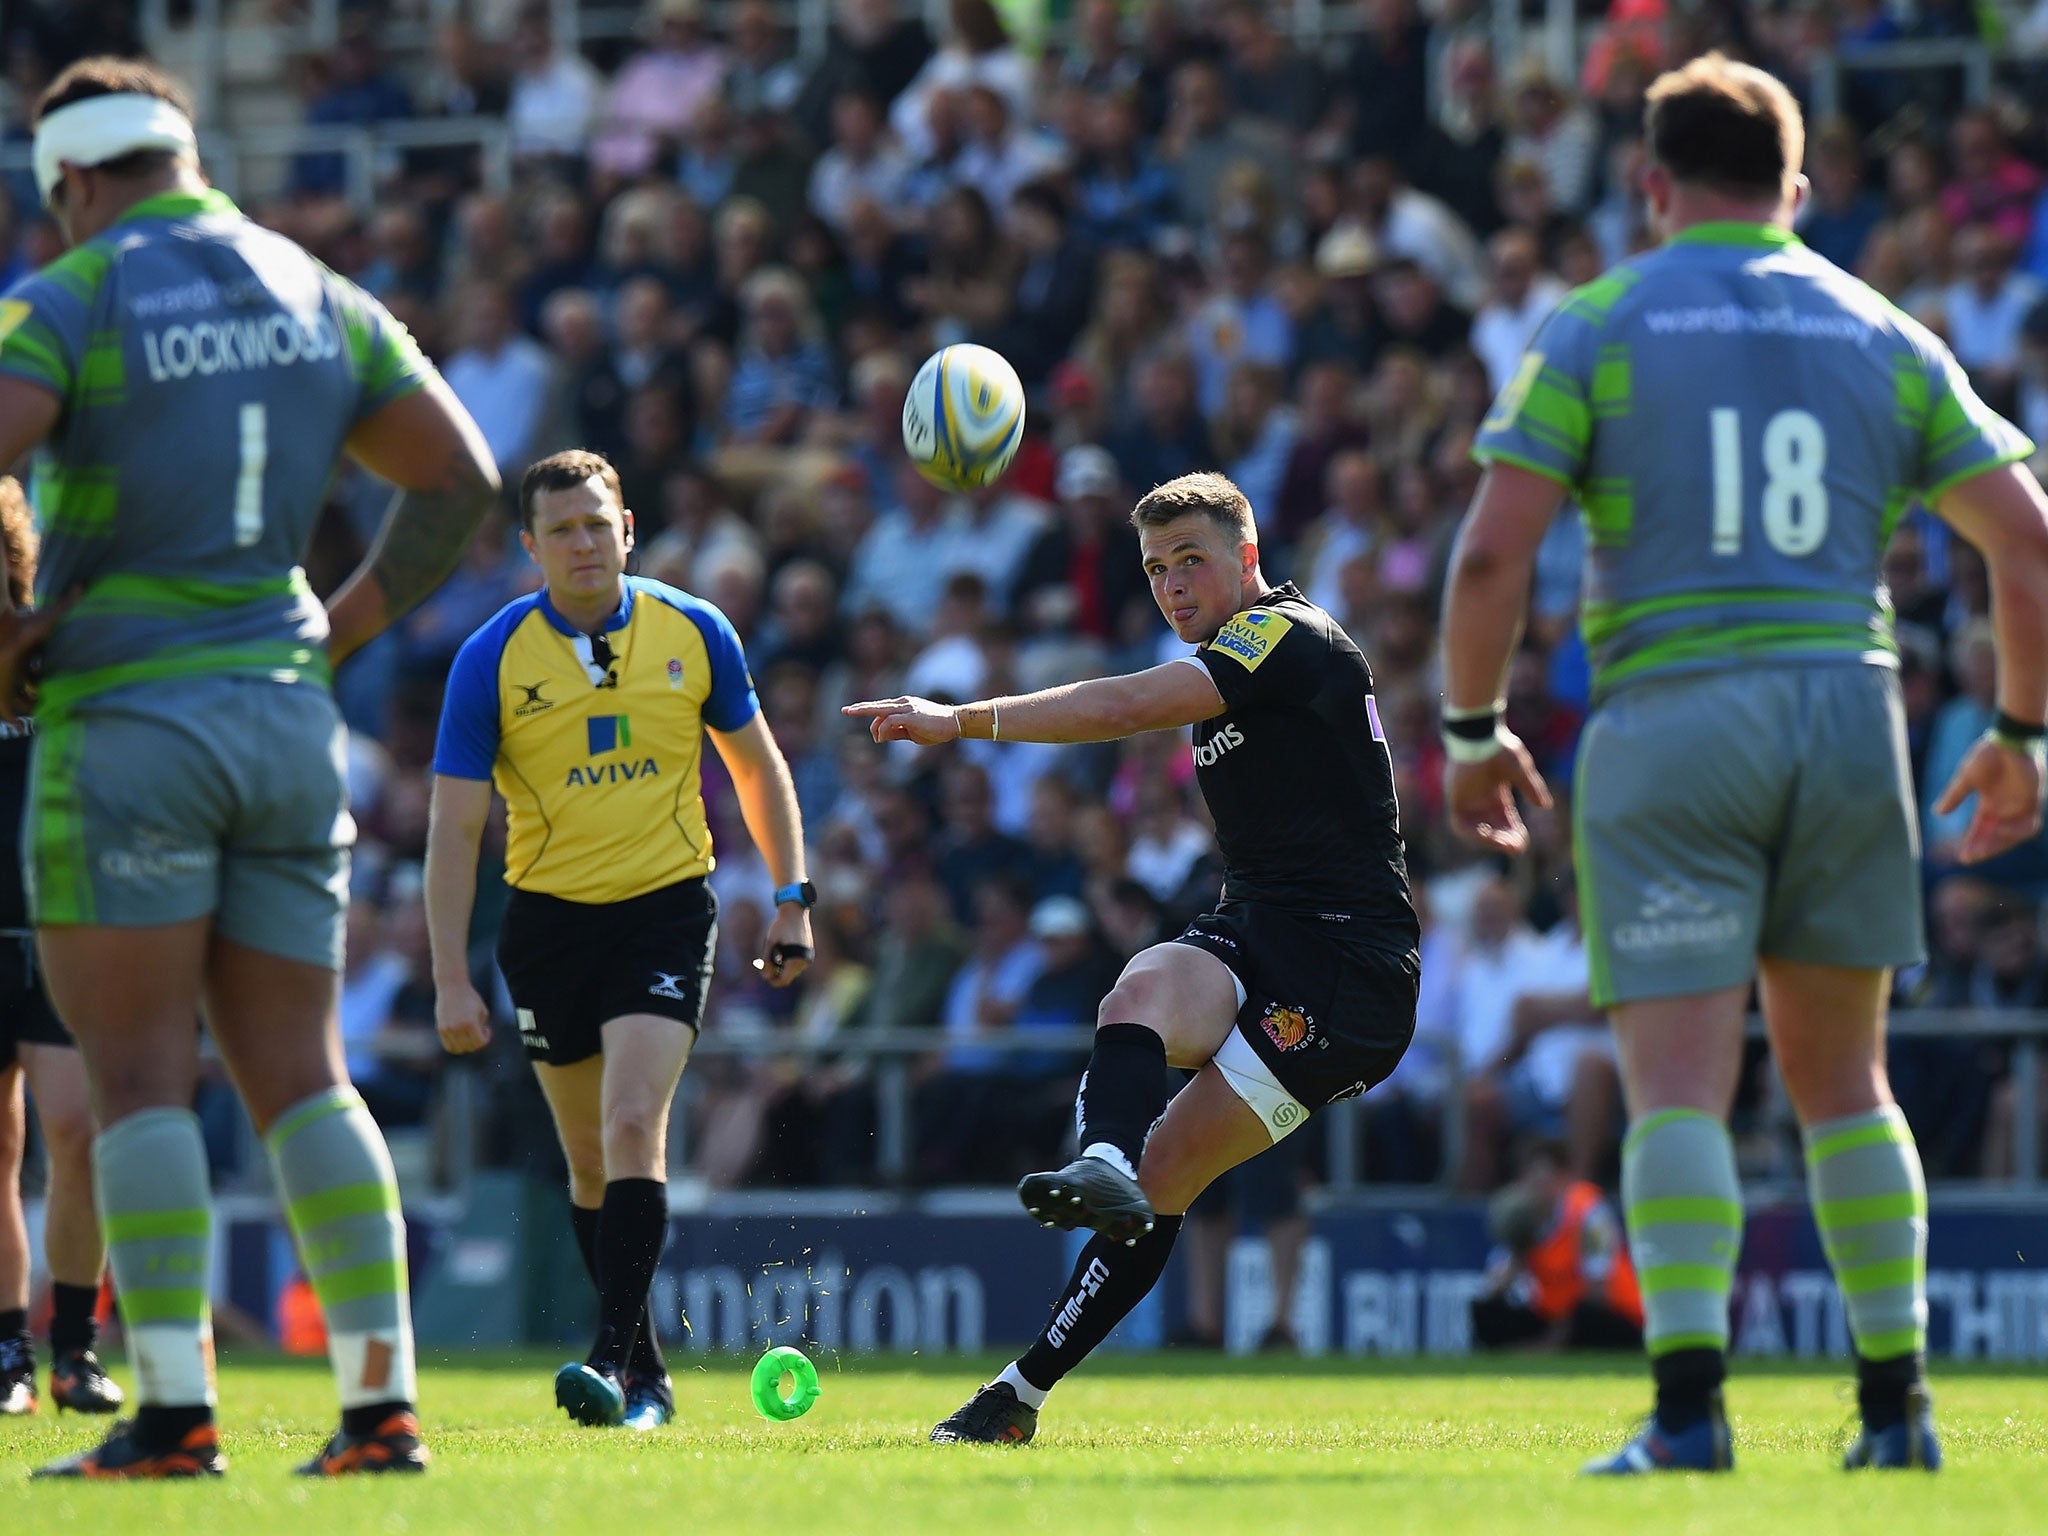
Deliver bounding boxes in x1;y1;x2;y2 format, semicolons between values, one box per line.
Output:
326;375;502;667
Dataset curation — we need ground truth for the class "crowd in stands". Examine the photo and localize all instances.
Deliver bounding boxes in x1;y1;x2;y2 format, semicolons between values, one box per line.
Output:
6;0;2048;1195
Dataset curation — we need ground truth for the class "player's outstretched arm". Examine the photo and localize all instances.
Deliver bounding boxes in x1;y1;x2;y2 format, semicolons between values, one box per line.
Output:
844;660;1226;746
1930;461;2048;863
424;773;494;1054
708;714;814;988
327;377;502;665
1439;462;1566;853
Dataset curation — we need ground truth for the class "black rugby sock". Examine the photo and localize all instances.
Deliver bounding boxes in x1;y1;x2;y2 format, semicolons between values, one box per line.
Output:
0;1307;26;1345
50;1281;100;1355
1652;1345;1727;1431
1077;1023;1169;1173
1856;1350;1923;1431
590;1179;667;1376
573;1200;664;1379
1016;1217;1183;1392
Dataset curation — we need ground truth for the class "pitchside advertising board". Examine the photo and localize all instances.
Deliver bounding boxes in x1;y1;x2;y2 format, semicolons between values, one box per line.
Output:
220;1192;2048;1361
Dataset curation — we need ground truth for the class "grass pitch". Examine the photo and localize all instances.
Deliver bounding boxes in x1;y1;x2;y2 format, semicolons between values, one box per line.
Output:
5;1352;2044;1533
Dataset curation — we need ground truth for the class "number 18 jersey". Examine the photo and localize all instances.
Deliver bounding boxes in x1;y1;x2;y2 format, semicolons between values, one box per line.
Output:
1473;221;2033;702
0;188;432;714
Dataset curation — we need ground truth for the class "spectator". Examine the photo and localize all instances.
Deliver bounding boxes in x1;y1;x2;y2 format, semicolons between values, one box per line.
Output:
723;267;839;445
506;4;605;163
1298;449;1384;617
1108;349;1214;494
914;875;1046;1182
355;204;442;307
1331;0;1433;171
538;287;624;461
755;558;846;679
906;185;1014;348
1470;227;1568;390
809;86;914;234
1939;108;2043;250
1073;90;1179;252
843;462;974;634
1184;229;1293;419
984;181;1097;389
1942;224;2042;397
1219;0;1326;134
934;759;1038;924
1213;363;1298;525
292;20;415;200
441;279;553;477
1158;57;1294;235
1798;118;1887;273
518;192;597;336
1343;154;1489;311
1471;1138;1644;1350
725;0;805;119
592;0;726;180
952;82;1063;213
1504;62;1600;216
890;0;1034;162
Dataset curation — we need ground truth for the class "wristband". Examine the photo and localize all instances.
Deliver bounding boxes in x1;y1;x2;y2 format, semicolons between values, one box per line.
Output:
1442;724;1510;764
1992;711;2047;752
990;700;1000;741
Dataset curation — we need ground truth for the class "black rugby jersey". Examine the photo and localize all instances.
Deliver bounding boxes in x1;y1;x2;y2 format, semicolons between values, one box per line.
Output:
1188;583;1417;949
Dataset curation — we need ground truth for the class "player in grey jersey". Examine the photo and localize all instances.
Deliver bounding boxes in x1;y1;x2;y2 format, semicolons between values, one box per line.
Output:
1441;54;2048;1474
0;58;499;1478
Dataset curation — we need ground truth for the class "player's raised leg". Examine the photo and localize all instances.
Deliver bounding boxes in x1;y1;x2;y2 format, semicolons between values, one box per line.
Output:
936;945;1266;1444
1762;958;1938;1469
1581;988;1746;1475
18;1041;120;1413
1017;943;1243;1244
31;921;225;1479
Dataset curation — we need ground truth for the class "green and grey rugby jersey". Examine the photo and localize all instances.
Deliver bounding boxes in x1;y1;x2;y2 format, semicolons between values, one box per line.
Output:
0;188;432;714
1473;221;2034;700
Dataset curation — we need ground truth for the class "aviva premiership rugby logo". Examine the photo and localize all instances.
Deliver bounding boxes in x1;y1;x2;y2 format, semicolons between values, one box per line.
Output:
1207;610;1292;672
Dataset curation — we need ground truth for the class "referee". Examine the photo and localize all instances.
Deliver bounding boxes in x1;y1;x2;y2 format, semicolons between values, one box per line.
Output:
426;450;813;1432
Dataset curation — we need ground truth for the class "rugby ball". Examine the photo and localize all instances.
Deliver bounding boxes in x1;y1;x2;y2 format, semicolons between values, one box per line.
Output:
902;344;1026;491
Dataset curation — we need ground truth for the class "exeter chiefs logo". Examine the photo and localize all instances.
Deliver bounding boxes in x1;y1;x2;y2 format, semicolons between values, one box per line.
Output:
1260;1003;1313;1052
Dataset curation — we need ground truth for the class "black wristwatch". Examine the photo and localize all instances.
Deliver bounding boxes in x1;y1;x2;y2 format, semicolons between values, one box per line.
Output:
774;880;818;910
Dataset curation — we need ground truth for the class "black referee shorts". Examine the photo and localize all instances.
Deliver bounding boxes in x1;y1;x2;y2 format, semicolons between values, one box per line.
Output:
0;930;71;1070
496;879;719;1067
1174;900;1416;1119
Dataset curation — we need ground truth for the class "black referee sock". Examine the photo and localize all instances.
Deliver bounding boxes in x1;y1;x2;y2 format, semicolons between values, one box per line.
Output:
1077;1023;1170;1175
1016;1216;1183;1393
50;1282;100;1356
589;1179;668;1377
572;1200;665;1380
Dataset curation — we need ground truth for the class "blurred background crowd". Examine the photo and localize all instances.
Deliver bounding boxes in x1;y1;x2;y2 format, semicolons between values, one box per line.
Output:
6;0;2048;1206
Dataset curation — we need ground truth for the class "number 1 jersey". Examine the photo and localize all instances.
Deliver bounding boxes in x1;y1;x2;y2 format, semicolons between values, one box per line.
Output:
0;188;433;712
1472;221;2033;703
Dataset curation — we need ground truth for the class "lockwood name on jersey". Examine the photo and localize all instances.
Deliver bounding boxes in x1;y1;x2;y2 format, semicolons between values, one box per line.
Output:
566;758;660;786
140;312;343;381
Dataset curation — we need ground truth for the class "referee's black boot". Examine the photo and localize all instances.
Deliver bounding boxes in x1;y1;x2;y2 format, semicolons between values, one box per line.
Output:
930;1381;1037;1445
1018;1155;1155;1247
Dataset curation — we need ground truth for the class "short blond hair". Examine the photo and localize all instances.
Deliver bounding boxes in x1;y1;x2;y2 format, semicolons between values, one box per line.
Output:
1129;471;1257;546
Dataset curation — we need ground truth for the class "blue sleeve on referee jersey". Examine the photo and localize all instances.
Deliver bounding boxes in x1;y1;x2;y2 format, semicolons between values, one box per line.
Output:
635;579;761;731
433;617;508;779
690;602;761;732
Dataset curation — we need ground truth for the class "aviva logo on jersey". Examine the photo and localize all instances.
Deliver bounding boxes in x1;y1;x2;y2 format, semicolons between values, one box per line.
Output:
570;713;659;786
1208;610;1292;672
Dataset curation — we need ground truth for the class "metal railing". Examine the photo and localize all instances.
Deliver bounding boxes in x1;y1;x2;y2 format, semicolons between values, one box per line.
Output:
0;118;512;211
1809;39;1997;123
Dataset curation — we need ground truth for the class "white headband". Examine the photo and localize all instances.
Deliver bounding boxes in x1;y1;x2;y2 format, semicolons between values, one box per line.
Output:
33;92;198;207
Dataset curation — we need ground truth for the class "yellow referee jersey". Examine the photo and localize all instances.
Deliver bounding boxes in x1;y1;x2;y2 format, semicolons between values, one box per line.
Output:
433;576;760;903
